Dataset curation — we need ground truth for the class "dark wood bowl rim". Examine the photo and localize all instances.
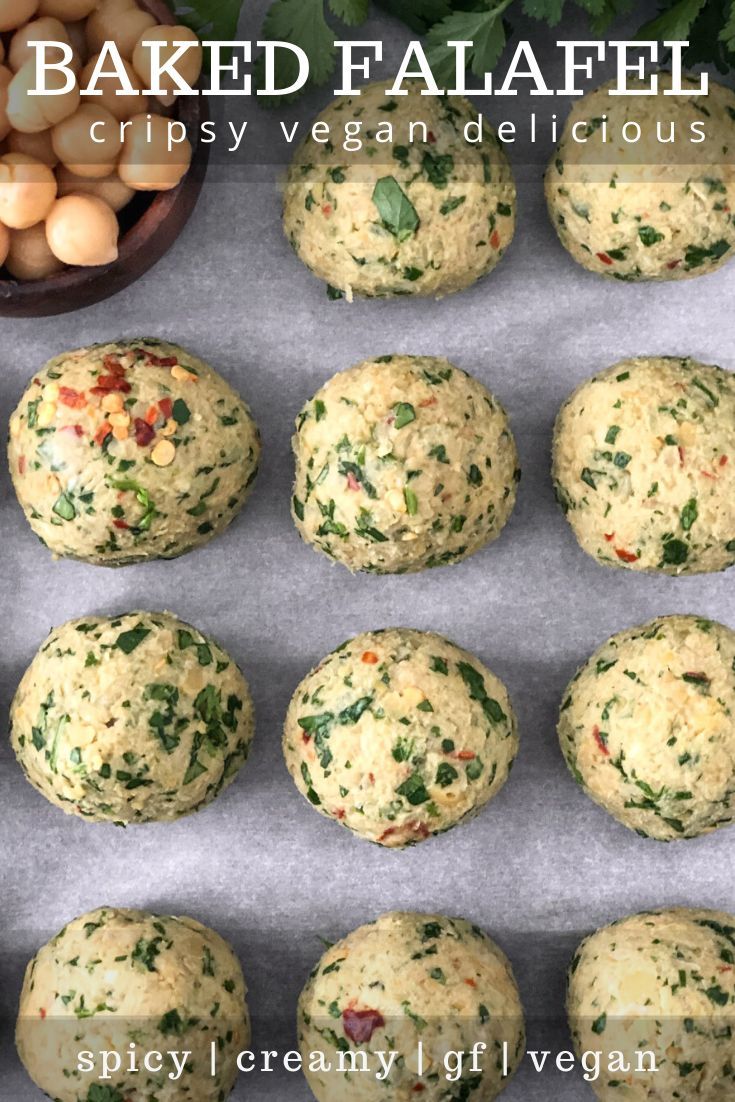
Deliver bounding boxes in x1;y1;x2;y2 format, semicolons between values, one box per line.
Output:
0;0;208;313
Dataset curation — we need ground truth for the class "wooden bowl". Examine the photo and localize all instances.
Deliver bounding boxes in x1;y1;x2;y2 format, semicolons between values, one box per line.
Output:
0;0;209;318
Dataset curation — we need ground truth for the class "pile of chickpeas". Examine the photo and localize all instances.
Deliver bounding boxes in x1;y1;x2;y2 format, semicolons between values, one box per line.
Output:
0;0;203;280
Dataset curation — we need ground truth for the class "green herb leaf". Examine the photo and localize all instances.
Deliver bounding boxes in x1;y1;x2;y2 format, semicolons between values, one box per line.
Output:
115;625;151;654
52;492;76;521
457;661;507;724
662;537;689;566
435;762;458;787
393;402;416;428
87;1087;125;1102
372;176;420;242
374;0;451;33
680;498;698;531
172;398;191;425
396;772;430;805
328;0;369;24
257;0;336;101
425;2;514;84
638;0;708;42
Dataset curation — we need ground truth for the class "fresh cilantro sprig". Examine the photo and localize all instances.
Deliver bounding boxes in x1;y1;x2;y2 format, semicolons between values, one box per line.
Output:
177;0;735;101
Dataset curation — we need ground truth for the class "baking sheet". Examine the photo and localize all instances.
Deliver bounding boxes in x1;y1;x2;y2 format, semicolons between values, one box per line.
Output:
2;2;735;1098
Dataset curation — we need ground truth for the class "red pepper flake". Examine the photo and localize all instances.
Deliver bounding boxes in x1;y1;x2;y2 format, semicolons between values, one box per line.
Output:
90;376;131;395
678;446;686;467
596;252;614;266
342;1008;385;1044
113;519;129;530
322;204;332;217
419;397;437;408
427;131;436;143
147;354;177;367
95;422;112;446
464;978;477;988
18;455;26;475
368;772;375;785
454;749;476;761
346;472;360;492
490;230;500;249
604;533;615;542
133;349;177;367
159;397;173;420
720;455;729;467
39;1008;46;1019
379;820;429;844
134;418;155;447
103;355;125;374
58;386;87;409
615;548;639;563
335;808;345;820
700;470;715;480
362;651;379;664
667;259;682;270
412;1085;426;1093
593;725;609;756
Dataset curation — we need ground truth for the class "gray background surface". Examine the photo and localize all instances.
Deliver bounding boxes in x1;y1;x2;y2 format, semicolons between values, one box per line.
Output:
2;2;735;1098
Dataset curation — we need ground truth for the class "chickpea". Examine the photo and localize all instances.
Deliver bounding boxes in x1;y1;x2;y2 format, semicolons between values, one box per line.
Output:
86;2;157;60
118;112;192;191
81;52;148;121
0;65;12;143
7;61;80;133
46;192;119;265
0;153;57;229
5;221;64;279
56;164;133;212
39;0;97;18
132;24;203;98
64;20;89;67
52;103;122;177
8;128;58;168
9;18;71;74
0;0;40;34
0;220;9;268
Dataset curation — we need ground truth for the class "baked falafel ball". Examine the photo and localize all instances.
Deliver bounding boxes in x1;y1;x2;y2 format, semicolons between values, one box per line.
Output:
299;911;525;1102
568;908;735;1102
11;610;254;823
283;628;518;847
8;339;260;565
552;357;735;575
558;615;735;841
546;75;735;281
16;906;249;1102
291;355;519;574
283;81;515;299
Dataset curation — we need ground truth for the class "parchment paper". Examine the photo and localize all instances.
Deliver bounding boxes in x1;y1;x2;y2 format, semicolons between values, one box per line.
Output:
2;3;734;1098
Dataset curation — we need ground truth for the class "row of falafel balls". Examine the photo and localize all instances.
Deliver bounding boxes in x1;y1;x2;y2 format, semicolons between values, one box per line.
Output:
281;75;735;300
11;610;735;846
16;904;735;1102
9;341;735;577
